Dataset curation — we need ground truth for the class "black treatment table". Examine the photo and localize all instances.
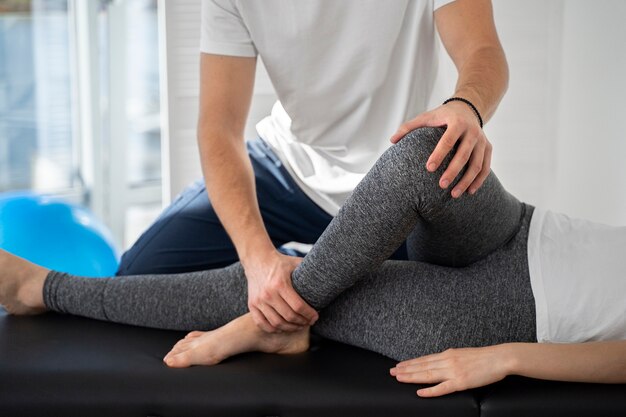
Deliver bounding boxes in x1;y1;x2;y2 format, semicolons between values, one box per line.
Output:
1;309;625;416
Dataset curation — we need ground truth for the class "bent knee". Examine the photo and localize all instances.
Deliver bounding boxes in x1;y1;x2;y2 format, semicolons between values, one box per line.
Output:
381;126;448;172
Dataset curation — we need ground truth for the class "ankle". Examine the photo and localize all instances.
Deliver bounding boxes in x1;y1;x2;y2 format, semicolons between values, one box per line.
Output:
262;326;310;354
17;266;48;310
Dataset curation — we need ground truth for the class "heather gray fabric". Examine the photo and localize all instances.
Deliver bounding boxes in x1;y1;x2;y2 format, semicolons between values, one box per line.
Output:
311;203;536;361
43;127;537;361
291;127;524;309
44;264;249;333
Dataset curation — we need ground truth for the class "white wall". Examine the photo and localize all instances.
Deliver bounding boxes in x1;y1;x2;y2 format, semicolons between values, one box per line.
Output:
551;0;626;225
163;1;626;225
467;0;564;209
158;0;202;202
434;0;626;225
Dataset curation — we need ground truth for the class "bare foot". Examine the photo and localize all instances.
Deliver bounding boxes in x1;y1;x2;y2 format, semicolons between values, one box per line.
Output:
163;313;310;368
0;249;49;315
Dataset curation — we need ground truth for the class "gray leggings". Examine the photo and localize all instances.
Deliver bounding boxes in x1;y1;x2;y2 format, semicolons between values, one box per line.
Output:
44;127;537;361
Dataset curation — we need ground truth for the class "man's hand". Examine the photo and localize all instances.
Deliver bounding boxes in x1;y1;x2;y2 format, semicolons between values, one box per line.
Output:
243;249;319;333
387;0;506;198
390;101;492;198
389;344;512;397
196;53;318;334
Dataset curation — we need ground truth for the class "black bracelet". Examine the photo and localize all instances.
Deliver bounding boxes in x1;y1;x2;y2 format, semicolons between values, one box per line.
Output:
443;97;483;129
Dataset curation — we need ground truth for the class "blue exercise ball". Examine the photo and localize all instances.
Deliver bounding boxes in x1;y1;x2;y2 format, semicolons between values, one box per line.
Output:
0;192;120;277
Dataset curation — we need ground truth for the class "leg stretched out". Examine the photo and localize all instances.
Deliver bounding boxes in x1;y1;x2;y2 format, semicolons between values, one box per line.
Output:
0;210;535;363
0;127;536;363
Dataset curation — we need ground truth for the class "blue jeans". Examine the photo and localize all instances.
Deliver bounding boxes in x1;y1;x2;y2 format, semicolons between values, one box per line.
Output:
117;138;408;275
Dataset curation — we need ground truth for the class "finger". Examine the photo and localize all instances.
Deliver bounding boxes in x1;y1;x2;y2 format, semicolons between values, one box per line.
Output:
392;360;448;375
417;381;457;398
395;368;448;384
390;116;427;144
451;139;485;198
278;322;304;332
282;286;319;324
259;302;300;332
468;142;492;194
439;135;476;194
272;292;310;326
390;113;438;144
250;305;276;333
426;125;462;173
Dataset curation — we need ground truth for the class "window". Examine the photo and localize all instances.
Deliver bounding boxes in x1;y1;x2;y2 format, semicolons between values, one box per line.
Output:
0;0;76;193
0;0;163;249
102;0;161;185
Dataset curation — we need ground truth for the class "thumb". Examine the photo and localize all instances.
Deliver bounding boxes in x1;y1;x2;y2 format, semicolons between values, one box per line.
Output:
390;112;437;143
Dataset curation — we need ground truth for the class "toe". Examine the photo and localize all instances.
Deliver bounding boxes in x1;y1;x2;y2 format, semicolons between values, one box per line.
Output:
165;352;192;368
169;343;189;355
168;344;187;357
172;338;194;350
176;339;193;347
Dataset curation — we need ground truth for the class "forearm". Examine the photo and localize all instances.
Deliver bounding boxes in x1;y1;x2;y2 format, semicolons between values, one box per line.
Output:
453;45;508;123
198;130;275;262
199;129;318;330
435;0;509;123
505;341;626;384
194;54;317;330
196;53;270;264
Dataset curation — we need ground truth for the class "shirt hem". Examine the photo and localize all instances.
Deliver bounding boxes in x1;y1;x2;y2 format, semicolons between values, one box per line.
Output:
434;0;457;10
200;41;257;57
256;136;340;216
527;207;550;343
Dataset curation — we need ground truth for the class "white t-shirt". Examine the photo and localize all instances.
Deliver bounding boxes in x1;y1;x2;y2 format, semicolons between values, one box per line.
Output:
201;0;455;215
527;208;626;343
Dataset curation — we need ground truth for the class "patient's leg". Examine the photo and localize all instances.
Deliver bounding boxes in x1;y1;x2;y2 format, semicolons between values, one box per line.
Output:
291;127;523;309
0;126;531;364
162;214;536;366
0;246;248;330
2;127;520;320
43;263;249;330
160;198;535;366
1;126;522;327
0;209;535;364
0;250;310;366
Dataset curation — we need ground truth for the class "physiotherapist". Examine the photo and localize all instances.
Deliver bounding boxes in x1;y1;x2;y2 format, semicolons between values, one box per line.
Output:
117;0;509;334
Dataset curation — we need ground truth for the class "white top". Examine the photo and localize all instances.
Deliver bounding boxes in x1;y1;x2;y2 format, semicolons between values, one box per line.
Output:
527;208;626;343
201;0;455;215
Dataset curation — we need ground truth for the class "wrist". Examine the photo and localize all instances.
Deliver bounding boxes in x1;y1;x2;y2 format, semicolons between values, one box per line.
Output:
239;239;279;269
497;343;523;376
452;87;486;118
443;96;483;128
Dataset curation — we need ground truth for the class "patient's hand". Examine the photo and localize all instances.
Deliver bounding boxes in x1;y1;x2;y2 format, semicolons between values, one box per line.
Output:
243;250;318;333
391;341;626;396
390;345;512;397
